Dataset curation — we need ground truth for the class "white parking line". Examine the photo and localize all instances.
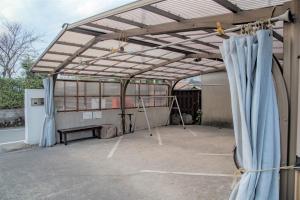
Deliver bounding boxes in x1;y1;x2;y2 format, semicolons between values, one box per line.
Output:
107;136;123;159
0;128;24;132
155;128;162;145
197;153;232;156
140;170;236;177
0;140;24;146
187;129;197;136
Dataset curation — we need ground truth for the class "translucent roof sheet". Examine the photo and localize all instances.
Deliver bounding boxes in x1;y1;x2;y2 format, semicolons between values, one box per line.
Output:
32;0;290;81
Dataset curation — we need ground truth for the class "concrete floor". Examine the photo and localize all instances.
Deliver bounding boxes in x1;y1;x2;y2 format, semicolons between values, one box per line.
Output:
0;125;235;200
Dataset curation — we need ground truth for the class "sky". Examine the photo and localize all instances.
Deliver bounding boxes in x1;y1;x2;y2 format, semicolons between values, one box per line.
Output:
0;0;135;54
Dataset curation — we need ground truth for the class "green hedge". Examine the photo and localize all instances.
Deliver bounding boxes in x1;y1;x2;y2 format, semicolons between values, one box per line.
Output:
0;78;43;109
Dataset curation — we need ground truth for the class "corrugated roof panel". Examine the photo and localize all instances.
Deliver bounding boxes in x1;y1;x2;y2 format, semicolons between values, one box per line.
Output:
80;25;113;34
123;68;140;73
36;61;60;68
86;66;108;71
58;31;94;45
94;18;138;30
146;59;165;64
33;67;53;72
143;49;171;56
95;60;120;66
152;0;231;20
73;57;93;63
64;70;79;73
161;52;184;59
127;56;153;62
78;71;97;75
132;64;151;69
43;53;69;61
155;67;168;71
189;65;212;71
115;62;137;68
117;8;174;25
166;62;181;67
82;49;110;57
164;68;180;72
50;44;80;54
228;0;290;10
105;67;125;72
65;64;78;69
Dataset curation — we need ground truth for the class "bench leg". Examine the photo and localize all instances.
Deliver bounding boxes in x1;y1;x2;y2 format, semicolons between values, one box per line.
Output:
97;128;102;139
59;132;62;144
64;133;67;145
92;129;96;138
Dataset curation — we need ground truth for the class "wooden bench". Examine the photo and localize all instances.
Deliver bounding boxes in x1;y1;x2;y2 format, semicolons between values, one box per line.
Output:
57;125;102;145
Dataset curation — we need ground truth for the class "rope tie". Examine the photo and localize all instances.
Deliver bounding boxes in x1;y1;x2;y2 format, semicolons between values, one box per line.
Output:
231;165;300;189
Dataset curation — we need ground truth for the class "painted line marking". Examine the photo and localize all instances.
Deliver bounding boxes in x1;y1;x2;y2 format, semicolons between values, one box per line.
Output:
0;140;24;146
155;128;162;145
107;136;123;159
197;153;232;156
187;129;197;136
0;128;24;132
140;170;236;177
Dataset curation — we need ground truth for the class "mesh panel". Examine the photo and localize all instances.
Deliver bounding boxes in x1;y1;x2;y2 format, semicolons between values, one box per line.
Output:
65;81;77;96
78;97;86;110
102;82;120;96
149;85;155;95
155;85;168;95
86;82;100;96
55;81;64;96
86;97;100;109
125;96;136;108
155;97;168;107
78;82;85;96
126;84;137;95
140;84;148;95
54;97;64;111
102;97;120;109
65;97;77;111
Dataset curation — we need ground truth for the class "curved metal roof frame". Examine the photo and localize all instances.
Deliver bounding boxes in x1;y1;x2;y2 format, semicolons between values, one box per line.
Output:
32;0;291;81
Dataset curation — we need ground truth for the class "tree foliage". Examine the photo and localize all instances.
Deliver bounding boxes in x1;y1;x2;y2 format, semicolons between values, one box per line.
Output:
0;57;44;109
0;21;40;78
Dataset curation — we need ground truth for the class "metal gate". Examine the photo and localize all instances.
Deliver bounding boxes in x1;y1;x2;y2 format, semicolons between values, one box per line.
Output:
171;89;201;123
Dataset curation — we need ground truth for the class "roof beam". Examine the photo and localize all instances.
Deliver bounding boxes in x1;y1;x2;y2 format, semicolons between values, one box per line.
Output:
168;33;219;49
211;0;242;13
60;71;125;78
142;5;185;21
177;67;226;81
273;30;283;42
107;16;146;28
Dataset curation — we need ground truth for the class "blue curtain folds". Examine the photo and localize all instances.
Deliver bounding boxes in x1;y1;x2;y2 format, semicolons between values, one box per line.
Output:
40;77;56;147
220;30;280;200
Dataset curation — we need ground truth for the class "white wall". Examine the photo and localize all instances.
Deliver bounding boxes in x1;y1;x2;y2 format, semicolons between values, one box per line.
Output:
201;72;233;127
24;89;45;145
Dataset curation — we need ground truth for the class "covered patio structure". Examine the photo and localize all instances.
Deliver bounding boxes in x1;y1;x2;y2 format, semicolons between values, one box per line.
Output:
30;0;300;199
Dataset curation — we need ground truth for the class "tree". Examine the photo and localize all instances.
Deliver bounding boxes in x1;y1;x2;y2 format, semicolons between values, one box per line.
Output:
0;21;40;78
21;55;37;78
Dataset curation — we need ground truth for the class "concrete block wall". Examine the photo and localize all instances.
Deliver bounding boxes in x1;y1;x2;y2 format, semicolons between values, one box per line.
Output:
0;108;24;128
55;107;169;141
201;72;233;128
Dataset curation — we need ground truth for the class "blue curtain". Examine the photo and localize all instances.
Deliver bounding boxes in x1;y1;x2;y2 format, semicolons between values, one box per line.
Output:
220;30;280;200
40;77;56;147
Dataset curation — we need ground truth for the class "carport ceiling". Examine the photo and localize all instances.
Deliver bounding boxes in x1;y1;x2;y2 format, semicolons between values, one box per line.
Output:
32;0;290;81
